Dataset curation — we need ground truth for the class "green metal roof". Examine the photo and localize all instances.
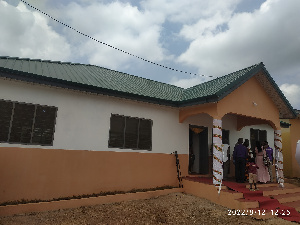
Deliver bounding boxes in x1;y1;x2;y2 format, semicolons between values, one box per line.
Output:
182;64;261;102
0;56;296;118
0;57;183;102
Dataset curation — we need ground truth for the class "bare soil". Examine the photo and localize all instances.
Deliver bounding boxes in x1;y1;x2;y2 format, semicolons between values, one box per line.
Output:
0;192;297;225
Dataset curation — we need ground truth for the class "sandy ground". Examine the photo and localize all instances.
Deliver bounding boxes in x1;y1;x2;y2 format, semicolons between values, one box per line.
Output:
0;192;297;225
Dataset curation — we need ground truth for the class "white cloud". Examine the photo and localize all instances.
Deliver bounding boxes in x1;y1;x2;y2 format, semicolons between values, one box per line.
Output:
177;0;300;79
1;0;299;111
55;0;242;69
0;0;71;61
179;11;232;41
61;1;169;69
280;83;300;110
170;75;211;89
141;0;240;24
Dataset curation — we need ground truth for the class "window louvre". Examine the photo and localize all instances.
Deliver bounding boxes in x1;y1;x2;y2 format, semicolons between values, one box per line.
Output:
109;115;125;148
0;99;57;145
0;101;13;142
109;114;152;150
138;119;152;150
32;106;57;145
124;117;139;149
9;103;35;143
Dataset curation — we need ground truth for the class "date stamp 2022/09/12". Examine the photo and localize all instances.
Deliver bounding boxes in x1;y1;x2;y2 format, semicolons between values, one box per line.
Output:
228;209;291;216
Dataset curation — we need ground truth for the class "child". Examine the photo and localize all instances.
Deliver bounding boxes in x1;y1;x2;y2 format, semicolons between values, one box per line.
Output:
248;158;259;191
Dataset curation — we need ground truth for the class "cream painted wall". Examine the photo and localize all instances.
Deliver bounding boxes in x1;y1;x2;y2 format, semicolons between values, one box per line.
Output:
0;78;188;154
290;118;300;177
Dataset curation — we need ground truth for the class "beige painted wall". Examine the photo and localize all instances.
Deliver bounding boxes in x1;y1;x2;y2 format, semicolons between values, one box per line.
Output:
281;120;293;177
217;77;280;129
180;76;280;129
0;147;188;203
281;118;300;178
290;119;300;177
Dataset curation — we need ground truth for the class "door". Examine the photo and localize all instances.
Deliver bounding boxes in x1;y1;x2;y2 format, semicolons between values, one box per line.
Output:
189;125;209;174
250;128;267;151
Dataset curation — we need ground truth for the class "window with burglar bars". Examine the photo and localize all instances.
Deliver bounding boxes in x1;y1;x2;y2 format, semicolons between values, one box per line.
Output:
108;114;152;150
0;99;57;145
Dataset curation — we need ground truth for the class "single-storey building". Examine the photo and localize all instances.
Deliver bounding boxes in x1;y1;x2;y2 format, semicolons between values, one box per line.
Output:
281;110;300;178
0;56;297;203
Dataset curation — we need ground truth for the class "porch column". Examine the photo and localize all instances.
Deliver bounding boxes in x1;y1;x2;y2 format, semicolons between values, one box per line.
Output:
213;119;223;186
274;130;284;187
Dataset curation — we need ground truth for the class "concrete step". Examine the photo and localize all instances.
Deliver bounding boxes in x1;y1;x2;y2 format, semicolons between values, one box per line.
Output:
271;192;300;204
283;183;300;188
221;189;244;199
282;200;300;212
214;185;228;190
236;198;259;209
183;179;258;210
263;187;300;196
246;183;278;188
246;182;298;189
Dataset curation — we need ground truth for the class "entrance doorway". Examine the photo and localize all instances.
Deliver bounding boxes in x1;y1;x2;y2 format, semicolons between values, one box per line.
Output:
189;125;209;174
250;128;267;152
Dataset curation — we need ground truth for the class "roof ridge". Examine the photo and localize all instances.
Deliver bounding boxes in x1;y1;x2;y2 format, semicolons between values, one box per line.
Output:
185;63;261;91
181;63;263;102
0;56;87;65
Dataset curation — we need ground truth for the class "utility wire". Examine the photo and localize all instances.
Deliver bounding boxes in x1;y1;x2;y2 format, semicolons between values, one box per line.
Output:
20;0;214;78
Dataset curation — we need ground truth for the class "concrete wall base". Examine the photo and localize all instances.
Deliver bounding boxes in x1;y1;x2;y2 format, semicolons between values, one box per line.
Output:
0;188;183;216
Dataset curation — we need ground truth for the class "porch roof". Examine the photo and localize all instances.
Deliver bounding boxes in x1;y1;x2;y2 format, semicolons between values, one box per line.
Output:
0;56;296;119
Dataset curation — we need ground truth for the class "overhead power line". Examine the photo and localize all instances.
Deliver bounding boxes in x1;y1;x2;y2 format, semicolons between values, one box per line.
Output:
20;0;213;78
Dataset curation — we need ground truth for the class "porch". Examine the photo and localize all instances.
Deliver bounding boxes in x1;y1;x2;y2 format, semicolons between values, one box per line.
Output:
183;176;300;222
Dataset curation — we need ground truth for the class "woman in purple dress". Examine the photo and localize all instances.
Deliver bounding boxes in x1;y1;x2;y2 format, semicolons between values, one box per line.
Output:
255;141;270;183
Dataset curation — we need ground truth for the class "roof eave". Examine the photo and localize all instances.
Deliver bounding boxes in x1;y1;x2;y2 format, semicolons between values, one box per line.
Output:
212;63;297;119
259;65;297;119
178;94;219;107
0;69;179;107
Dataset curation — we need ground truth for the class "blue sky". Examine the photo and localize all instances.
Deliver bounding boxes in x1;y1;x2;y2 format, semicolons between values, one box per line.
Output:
1;0;300;109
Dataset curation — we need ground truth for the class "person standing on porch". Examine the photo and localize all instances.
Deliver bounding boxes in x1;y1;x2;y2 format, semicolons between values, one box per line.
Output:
248;157;259;191
243;139;250;182
263;141;274;182
222;139;230;180
233;138;248;183
255;141;270;183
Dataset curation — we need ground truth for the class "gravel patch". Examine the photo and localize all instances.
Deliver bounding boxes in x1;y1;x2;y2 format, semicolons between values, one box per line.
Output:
0;193;295;225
